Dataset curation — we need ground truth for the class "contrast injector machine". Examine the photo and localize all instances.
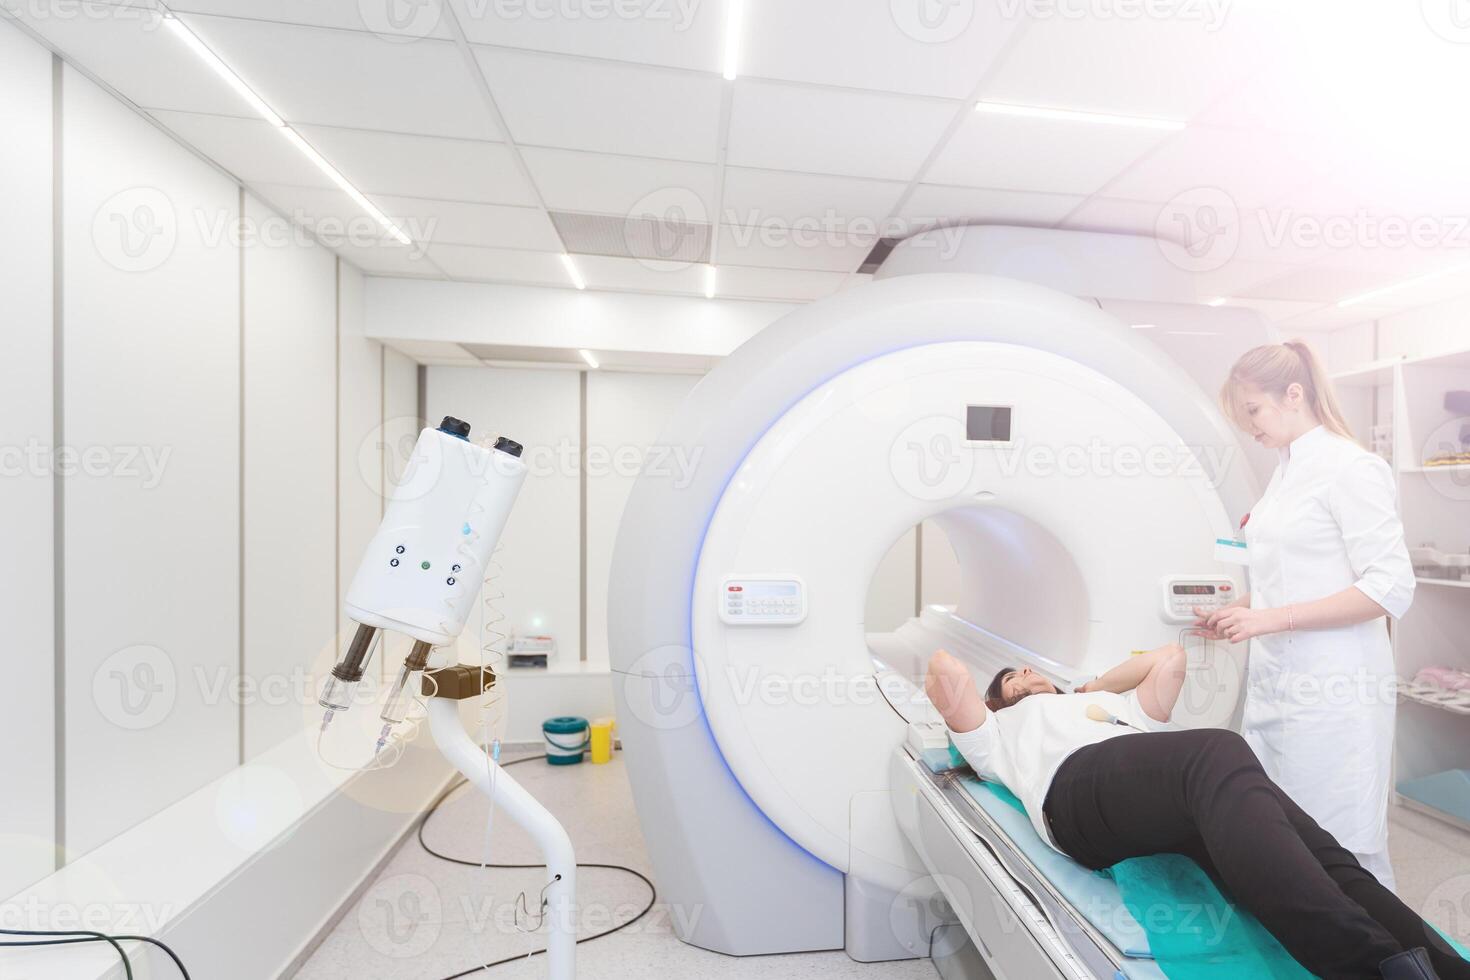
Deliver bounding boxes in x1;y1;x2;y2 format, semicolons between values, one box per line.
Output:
319;415;528;735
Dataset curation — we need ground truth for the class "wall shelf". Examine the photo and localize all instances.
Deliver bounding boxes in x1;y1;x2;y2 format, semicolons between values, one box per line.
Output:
1417;576;1470;589
1398;679;1470;716
1334;351;1470;837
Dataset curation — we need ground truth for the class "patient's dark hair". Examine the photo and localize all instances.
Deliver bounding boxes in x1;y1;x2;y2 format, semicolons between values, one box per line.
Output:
985;666;1017;712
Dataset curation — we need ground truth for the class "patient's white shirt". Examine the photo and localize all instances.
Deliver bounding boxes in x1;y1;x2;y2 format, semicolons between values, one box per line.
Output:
947;690;1169;853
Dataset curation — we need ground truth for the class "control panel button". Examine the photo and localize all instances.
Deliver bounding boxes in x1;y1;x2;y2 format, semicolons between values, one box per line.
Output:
720;576;806;626
1161;575;1237;624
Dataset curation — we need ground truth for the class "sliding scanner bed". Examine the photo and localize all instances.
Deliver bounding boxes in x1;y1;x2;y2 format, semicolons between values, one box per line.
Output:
423;664;496;701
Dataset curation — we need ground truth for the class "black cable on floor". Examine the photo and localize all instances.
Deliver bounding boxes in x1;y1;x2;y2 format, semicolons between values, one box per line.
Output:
416;752;658;980
0;926;192;979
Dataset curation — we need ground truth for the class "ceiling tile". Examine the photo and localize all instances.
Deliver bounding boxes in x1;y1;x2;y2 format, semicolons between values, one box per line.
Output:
576;255;707;296
179;13;499;138
897;185;1086;230
1277;304;1396;330
739;0;1020;98
520;147;717;218
371;195;562;251
980;11;1263;121
474;48;723;162
335;240;447;277
293;124;537;205
383;339;482;365
1224;298;1327;323
147;109;328;187
1185;259;1309;300
926;111;1167;194
720;168;907;228
169;0;453;39
715;265;850;302
1060;196;1328;269
6;2;265;117
246;182;434;262
727;80;959;181
427;243;571;285
1244;265;1406;305
449;0;726;73
715;224;871;273
1100;128;1312;207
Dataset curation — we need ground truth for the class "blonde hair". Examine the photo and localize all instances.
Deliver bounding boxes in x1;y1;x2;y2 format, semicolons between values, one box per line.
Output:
1221;340;1355;440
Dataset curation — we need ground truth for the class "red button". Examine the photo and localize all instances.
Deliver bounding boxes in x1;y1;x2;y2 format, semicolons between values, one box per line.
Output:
1220;585;1232;591
728;585;742;592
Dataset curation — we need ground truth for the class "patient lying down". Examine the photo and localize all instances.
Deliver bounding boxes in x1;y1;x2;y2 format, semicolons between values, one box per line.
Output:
925;647;1464;980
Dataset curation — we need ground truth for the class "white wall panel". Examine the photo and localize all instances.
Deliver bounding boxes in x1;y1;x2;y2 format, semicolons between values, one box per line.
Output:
0;21;57;897
584;372;699;669
426;367;581;666
336;262;383;665
378;349;421;675
241;193;337;759
1377;297;1470;361
62;65;240;855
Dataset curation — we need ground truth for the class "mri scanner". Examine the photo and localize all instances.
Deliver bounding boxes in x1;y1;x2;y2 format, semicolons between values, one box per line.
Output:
607;227;1277;979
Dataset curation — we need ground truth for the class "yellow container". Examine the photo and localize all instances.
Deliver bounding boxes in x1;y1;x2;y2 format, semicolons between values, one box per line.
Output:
589;717;615;764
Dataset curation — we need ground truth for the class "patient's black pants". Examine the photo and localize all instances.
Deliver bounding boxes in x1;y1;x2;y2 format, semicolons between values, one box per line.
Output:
1042;728;1469;980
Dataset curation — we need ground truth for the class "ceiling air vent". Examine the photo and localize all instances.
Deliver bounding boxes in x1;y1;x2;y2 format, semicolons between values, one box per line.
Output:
548;211;711;264
857;236;900;275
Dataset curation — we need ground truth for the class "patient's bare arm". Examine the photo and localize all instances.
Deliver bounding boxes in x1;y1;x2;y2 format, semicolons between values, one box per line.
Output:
925;649;987;733
1134;645;1189;723
1078;644;1178;694
1080;644;1188;723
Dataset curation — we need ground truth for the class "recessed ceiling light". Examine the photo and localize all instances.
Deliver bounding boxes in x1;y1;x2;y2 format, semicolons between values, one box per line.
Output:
974;100;1185;131
722;0;744;80
1338;260;1470;307
280;129;411;245
163;8;413;247
1205;297;1228;307
560;254;586;290
162;14;282;127
578;349;599;369
704;264;717;299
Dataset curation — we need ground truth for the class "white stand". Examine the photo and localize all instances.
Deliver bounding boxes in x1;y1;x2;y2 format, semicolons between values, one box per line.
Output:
427;697;577;979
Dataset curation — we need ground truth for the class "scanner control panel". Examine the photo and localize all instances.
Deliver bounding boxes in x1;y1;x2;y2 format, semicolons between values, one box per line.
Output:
720;576;807;625
1161;575;1238;624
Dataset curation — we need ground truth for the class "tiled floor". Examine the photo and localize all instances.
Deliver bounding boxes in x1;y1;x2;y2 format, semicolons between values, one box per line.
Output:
292;751;1470;978
290;751;935;980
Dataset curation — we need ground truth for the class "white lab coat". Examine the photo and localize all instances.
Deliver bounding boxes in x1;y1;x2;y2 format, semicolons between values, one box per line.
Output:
1241;425;1415;859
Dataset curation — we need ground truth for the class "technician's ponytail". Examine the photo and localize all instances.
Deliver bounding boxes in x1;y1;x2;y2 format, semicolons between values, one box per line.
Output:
1220;339;1356;441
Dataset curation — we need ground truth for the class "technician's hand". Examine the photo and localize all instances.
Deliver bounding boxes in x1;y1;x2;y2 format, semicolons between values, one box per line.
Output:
1192;595;1250;641
1206;605;1288;644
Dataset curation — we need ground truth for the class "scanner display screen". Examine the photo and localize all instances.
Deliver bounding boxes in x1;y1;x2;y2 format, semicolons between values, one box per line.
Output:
966;405;1012;442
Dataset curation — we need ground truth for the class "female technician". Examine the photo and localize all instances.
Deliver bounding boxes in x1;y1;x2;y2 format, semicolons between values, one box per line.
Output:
1196;340;1415;890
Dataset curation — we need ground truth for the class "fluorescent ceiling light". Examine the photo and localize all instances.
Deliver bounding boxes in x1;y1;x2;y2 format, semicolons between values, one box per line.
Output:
163;7;413;247
578;349;599;369
1205;297;1228;307
560;254;586;290
1338;260;1470;308
974;100;1185;131
279;129;411;245
722;0;743;80
1166;329;1220;336
1130;323;1156;329
162;14;283;127
704;264;717;299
